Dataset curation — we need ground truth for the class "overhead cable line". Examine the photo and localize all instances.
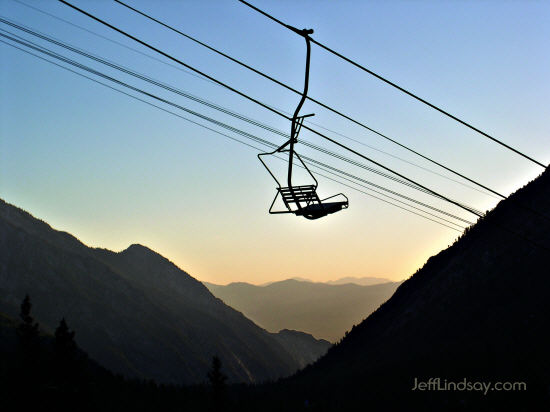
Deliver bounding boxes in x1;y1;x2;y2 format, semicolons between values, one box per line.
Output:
113;0;508;201
37;8;539;223
9;30;550;251
14;0;500;200
0;28;475;226
300;121;500;199
237;0;547;169
302;162;467;230
0;17;469;209
57;0;485;219
123;2;548;221
3;15;483;218
296;153;475;225
0;37;466;232
4;39;549;250
0;12;495;200
10;0;212;85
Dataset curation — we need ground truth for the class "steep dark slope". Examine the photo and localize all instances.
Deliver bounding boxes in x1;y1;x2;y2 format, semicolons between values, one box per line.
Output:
271;329;331;369
0;199;319;384
0;311;211;412
0;311;107;410
205;279;400;342
275;168;550;410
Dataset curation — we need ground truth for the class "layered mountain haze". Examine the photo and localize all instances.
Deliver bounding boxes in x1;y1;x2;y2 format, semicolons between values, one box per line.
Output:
259;276;393;287
325;276;394;286
0;199;329;384
205;279;400;342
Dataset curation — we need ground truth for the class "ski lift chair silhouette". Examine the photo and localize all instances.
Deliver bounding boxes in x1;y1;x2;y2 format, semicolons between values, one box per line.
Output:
258;27;348;220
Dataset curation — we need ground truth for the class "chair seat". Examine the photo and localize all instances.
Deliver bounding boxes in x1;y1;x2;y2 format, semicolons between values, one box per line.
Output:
295;201;348;219
273;185;348;219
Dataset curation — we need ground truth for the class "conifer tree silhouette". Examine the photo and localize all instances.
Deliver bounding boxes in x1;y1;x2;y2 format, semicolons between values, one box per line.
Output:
207;355;227;410
17;294;39;343
16;294;39;360
54;318;77;383
15;294;41;398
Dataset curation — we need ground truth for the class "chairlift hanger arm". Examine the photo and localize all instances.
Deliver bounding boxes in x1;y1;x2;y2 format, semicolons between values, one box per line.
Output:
257;25;348;219
288;29;314;208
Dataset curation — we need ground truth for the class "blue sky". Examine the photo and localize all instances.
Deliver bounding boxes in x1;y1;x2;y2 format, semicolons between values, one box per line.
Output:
1;0;549;284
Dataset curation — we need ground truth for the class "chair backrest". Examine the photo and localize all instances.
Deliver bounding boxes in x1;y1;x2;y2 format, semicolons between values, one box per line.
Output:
278;185;320;208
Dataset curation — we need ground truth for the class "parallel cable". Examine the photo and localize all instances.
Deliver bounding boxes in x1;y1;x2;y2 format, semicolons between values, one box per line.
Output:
297;154;474;225
4;32;549;250
1;16;484;219
238;0;547;169
0;17;458;204
0;37;465;232
9;31;550;251
0;32;472;227
118;4;547;220
14;13;546;224
302;120;500;199
0;15;282;135
304;163;467;230
9;0;212;84
113;0;508;200
56;0;485;218
21;0;495;200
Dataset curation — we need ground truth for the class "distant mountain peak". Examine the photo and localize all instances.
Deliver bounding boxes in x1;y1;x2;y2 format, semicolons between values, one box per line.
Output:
122;243;155;254
277;329;330;344
326;276;394;286
119;243;177;270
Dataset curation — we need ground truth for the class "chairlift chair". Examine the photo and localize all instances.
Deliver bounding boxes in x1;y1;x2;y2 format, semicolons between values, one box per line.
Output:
258;27;348;220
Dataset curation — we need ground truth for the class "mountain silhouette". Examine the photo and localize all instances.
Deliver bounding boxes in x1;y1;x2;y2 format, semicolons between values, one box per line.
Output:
205;279;400;342
263;167;550;410
271;329;331;369
0;198;328;384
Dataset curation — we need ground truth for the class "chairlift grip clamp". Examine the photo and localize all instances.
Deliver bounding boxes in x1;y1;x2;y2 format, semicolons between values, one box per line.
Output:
286;25;314;37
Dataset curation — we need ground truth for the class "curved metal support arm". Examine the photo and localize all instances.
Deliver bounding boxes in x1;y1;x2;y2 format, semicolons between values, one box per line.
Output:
287;30;313;208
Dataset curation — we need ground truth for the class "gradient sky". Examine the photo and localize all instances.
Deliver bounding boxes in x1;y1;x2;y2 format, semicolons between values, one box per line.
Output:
1;0;549;285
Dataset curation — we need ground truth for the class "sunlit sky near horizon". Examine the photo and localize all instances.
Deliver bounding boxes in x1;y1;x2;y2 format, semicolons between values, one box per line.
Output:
1;0;549;285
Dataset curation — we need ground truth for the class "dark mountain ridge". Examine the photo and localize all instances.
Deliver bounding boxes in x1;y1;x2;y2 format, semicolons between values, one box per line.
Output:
260;167;550;410
0;198;328;385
